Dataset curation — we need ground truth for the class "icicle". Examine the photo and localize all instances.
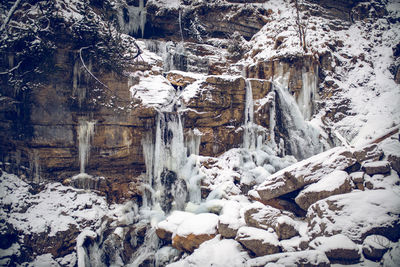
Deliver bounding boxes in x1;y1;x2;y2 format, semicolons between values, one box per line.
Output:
118;0;147;38
185;128;202;156
298;67;318;120
78;120;96;174
243;79;256;150
179;9;184;43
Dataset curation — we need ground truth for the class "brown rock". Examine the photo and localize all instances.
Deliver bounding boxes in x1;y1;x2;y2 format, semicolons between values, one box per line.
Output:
309;234;360;264
362;161;391;175
218;222;238;239
156;227;173;242
236;226;280;256
172;233;215;253
388;154;400;173
295;170;353;211
255;147;356;202
353;144;383;163
362;235;390;261
244;205;298;240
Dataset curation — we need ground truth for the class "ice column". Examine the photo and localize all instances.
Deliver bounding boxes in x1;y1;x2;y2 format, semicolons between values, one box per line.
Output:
297;67;318;120
243;79;256;150
78;120;96;174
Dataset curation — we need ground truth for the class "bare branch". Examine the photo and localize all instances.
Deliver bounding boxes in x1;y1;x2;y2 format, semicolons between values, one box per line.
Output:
0;0;24;32
79;46;111;91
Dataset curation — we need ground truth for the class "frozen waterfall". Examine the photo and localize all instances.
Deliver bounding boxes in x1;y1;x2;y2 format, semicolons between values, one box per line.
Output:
141;111;202;212
118;0;147;38
243;79;256;150
78;120;96;174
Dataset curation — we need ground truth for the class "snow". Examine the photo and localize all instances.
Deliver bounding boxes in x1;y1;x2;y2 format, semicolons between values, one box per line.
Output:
363;160;390;168
130;75;176;108
307;190;400;242
176;213;219;236
309;234;359;252
246;250;330;267
157;211;195;234
167;236;249;267
236;226;280;246
219;200;245;230
298;170;350;193
363;235;391;251
0;172;109;237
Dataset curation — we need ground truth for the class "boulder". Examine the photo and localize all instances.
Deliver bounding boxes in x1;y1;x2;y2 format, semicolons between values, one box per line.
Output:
253;147;356;202
307;190;400;243
362;235;391;261
246;250;330;267
309;234;360;264
353;144;383;163
156;211;195;242
235;226;280;257
350;171;365;190
244;204;299;240
295;170;353;210
362;161;391;175
218;200;244;238
172;213;219;252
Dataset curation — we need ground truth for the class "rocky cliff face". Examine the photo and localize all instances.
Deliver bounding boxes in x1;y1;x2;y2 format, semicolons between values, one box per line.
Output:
1;0;400;266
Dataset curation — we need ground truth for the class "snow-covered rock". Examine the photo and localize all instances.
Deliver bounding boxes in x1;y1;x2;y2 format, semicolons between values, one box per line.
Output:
362;235;391;261
244;203;299;240
295;170;353;210
235;226;280;257
362;160;391;175
382;241;400;267
172;213;219;252
309;234;360;264
246;250;330;267
307;190;400;243
253;147;356;202
218;201;244;238
156;211;195;242
167;236;249;267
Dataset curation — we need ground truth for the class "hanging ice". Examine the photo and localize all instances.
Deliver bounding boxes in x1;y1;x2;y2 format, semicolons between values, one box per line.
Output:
78;120;96;174
273;81;323;160
298;67;318;120
243;79;257;150
118;0;147;38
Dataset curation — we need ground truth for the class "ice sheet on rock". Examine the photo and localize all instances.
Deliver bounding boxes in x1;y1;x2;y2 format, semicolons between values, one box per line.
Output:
167;236;249;267
307;190;400;242
130;75;176;108
246;250;330;267
176;213;219;236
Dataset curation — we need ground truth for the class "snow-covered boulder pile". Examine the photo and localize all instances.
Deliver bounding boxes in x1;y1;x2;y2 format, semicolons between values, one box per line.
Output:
307;189;400;243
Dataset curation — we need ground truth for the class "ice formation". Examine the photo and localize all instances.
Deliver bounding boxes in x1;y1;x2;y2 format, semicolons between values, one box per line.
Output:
77;120;96;174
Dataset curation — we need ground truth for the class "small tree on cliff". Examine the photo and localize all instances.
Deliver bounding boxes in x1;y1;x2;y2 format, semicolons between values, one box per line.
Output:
294;0;308;52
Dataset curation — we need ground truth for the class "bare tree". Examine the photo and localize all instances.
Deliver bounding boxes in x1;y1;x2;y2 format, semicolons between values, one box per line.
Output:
294;0;308;52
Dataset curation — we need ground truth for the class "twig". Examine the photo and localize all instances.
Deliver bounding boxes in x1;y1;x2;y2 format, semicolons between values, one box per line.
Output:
0;0;23;32
0;61;22;75
79;46;111;90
